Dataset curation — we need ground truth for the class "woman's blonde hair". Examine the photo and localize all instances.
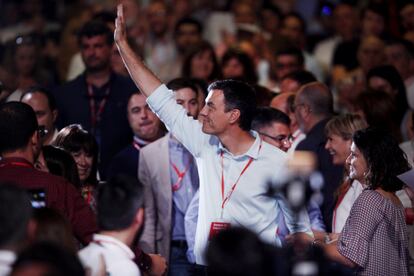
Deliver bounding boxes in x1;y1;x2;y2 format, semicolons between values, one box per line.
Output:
325;114;368;140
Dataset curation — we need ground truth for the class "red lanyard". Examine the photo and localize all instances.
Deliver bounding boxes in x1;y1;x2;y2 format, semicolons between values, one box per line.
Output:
87;84;110;129
170;158;192;192
220;142;262;214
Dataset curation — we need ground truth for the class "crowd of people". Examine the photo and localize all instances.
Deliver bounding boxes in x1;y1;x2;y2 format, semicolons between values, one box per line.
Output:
1;0;414;275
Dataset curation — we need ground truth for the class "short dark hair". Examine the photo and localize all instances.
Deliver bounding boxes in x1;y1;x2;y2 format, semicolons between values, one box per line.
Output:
353;127;410;192
0;184;32;248
167;78;198;95
174;17;203;35
251;107;290;131
53;124;99;186
206;227;283;276
208;80;257;131
0;102;38;154
282;70;317;86
275;47;305;66
42;145;81;188
97;174;144;231
21;86;57;111
12;242;85;276
77;20;113;46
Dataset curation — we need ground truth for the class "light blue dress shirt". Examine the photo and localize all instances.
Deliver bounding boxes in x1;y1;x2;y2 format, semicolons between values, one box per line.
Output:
148;84;312;265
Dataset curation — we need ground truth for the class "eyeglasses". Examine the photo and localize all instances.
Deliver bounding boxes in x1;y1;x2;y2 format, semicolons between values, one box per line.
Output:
259;132;293;145
37;126;49;138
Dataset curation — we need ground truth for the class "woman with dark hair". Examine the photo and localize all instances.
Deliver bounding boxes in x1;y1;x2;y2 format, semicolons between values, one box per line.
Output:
313;127;410;275
221;48;258;84
181;41;221;83
42;145;81;188
53;124;99;210
366;65;410;139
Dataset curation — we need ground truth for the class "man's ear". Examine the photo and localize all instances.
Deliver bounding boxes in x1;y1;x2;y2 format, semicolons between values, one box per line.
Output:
228;109;241;125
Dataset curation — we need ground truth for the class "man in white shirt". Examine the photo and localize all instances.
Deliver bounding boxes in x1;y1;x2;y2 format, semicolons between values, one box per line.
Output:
79;175;151;276
115;5;312;266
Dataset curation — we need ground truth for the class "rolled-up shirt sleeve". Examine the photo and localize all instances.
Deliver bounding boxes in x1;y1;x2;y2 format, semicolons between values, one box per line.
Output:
147;84;210;157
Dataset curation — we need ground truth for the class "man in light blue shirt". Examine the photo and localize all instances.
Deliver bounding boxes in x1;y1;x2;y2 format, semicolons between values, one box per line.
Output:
115;5;312;266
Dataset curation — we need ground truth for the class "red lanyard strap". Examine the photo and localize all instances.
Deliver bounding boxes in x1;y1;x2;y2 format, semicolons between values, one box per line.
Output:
220;142;262;211
170;158;192;192
87;84;110;129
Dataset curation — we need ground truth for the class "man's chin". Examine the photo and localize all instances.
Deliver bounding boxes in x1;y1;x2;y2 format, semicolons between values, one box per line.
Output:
201;126;214;135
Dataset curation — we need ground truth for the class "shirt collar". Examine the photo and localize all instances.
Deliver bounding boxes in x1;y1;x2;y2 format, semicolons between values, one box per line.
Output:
92;234;135;259
217;131;262;160
133;135;151;148
168;133;187;151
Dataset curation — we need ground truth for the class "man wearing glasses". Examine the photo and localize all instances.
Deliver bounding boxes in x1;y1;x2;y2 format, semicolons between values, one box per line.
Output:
251;107;293;153
251;107;326;240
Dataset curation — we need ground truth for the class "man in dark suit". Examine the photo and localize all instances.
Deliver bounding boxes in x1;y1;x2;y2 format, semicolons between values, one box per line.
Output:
106;92;164;179
54;20;137;179
294;82;343;232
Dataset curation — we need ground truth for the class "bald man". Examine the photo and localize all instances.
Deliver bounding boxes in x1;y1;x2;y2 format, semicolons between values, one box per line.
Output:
294;82;343;232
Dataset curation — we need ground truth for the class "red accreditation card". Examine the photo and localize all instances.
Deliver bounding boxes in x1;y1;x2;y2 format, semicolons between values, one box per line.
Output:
209;221;231;240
